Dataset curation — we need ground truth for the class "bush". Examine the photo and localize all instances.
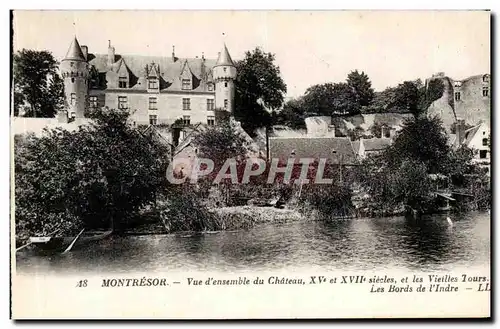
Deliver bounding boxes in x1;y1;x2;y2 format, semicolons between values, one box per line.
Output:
14;108;170;243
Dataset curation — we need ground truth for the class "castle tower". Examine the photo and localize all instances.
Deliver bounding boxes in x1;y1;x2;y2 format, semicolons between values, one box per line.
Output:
213;43;237;116
60;37;89;119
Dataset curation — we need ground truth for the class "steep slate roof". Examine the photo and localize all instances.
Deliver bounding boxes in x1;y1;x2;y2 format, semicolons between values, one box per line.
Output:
88;54;217;92
269;137;357;165
215;43;235;66
362;138;392;152
64;37;86;61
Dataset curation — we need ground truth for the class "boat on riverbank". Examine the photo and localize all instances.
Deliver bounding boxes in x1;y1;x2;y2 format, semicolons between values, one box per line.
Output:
24;230;113;253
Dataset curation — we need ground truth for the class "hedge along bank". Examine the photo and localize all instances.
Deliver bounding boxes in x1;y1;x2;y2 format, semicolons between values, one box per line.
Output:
166;157;339;185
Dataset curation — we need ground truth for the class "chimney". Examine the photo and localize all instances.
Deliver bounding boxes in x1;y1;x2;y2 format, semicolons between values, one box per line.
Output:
107;40;115;67
172;45;176;62
388;128;395;138
81;45;88;61
328;124;336;137
456;118;466;146
57;110;69;124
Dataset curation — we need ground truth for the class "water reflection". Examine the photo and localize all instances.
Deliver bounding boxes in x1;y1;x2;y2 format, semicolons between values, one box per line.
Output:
16;212;490;275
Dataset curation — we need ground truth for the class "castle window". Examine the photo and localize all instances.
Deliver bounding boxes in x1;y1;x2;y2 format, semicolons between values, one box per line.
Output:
224;82;228;88
149;115;157;125
148;78;158;89
182;98;190;110
208;83;214;92
71;78;75;83
479;150;488;159
182;79;191;90
70;93;76;106
454;92;461;101
482;87;489;97
118;96;128;109
149;97;157;110
207;99;214;111
70;62;74;67
89;96;98;108
224;99;228;108
483;75;490;83
119;77;128;88
183;115;191;125
483;138;488;146
223;67;227;73
207;116;215;126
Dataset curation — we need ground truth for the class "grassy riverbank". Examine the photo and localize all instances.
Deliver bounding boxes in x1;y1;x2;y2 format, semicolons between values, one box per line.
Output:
125;205;305;235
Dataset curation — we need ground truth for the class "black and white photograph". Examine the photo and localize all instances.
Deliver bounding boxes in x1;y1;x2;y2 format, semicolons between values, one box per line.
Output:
10;9;491;319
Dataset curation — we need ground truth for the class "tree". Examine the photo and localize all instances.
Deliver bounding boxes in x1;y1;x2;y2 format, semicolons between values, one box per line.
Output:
272;97;306;129
346;70;375;108
234;48;287;135
385;115;450;174
394;81;421;117
14;108;170;242
192;122;250;167
13;49;65;117
302;82;358;116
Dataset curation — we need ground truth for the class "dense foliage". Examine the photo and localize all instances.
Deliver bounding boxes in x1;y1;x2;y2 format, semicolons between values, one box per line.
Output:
357;116;490;214
13;49;65;117
234;48;287;135
14;108;170;242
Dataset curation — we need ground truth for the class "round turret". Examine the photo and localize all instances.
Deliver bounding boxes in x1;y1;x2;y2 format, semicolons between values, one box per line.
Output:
60;37;89;119
213;43;237;115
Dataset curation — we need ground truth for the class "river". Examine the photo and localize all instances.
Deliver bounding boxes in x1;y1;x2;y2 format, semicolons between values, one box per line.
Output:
15;211;490;275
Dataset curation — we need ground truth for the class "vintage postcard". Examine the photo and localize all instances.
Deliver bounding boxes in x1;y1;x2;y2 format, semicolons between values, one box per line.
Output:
10;10;491;319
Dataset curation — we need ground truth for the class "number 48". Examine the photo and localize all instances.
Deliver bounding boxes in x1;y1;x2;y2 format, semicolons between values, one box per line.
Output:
76;279;88;288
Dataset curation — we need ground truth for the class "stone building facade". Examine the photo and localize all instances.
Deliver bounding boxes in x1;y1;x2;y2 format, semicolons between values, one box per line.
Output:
59;37;237;126
426;72;490;130
452;74;491;126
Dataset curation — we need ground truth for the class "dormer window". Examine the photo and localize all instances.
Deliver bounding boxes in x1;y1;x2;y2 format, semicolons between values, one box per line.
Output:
148;78;158;89
182;79;191;90
119;76;128;88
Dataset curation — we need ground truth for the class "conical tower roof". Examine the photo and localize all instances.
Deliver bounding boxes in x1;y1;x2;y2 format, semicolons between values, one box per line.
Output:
215;43;234;67
64;37;86;61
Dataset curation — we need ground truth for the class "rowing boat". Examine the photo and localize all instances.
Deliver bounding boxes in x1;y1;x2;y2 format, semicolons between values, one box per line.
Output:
28;230;113;252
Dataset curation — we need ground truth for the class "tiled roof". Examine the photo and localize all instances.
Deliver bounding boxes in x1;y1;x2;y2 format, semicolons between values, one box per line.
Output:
269;137;357;165
88;54;217;92
362;138;392;152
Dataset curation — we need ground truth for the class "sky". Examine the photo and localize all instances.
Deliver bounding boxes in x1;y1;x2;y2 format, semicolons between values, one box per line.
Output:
12;10;490;98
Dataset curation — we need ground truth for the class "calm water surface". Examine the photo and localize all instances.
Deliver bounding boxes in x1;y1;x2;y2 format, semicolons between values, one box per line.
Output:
16;211;490;275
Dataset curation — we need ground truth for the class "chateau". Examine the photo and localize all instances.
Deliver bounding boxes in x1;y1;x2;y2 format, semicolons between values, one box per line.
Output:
58;37;237;126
